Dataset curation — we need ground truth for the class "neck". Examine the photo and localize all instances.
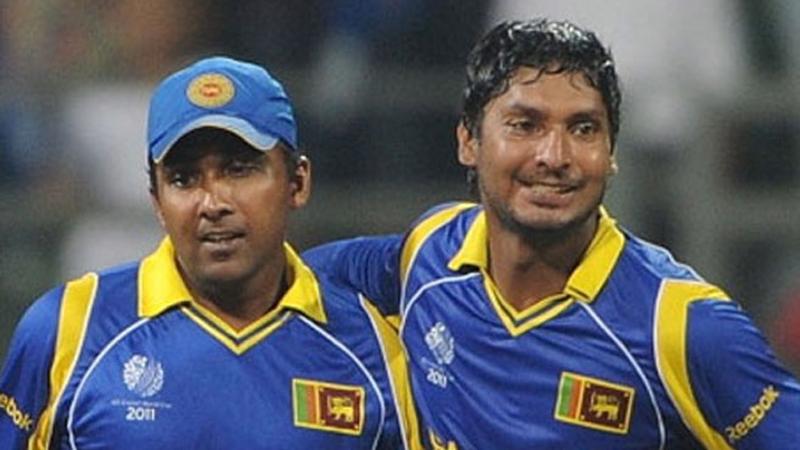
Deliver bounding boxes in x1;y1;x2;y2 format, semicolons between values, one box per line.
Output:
487;213;598;311
185;258;288;331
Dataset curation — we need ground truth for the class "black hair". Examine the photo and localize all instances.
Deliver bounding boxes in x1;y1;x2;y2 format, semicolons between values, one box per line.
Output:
461;19;621;144
147;128;302;197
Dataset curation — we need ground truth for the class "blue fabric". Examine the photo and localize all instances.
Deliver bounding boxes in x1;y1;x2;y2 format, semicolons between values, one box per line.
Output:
305;203;800;449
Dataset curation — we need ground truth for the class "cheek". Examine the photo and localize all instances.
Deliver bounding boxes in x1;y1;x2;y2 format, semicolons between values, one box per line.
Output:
579;151;613;178
157;197;201;240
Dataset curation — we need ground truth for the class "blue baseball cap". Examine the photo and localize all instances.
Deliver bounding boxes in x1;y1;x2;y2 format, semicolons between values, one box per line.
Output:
147;56;297;163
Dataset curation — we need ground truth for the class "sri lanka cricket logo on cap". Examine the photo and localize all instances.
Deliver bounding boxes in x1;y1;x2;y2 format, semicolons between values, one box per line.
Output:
293;378;364;435
554;371;635;434
186;73;235;108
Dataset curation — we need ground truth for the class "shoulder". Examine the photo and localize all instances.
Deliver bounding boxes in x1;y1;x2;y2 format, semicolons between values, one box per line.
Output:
408;201;479;235
8;284;69;357
11;263;141;353
313;271;400;356
315;272;376;329
402;202;480;267
312;272;401;381
619;230;702;282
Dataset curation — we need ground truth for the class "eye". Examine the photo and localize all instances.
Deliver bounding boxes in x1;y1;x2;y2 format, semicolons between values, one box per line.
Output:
226;159;260;177
506;118;539;133
167;170;195;188
572;120;600;137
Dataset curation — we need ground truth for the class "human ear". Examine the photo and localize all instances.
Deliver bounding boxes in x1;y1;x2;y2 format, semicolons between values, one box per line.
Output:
289;155;311;209
457;121;478;167
608;155;618;176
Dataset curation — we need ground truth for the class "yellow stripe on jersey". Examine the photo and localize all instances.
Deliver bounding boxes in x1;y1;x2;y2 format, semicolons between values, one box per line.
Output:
654;279;732;450
29;273;99;450
482;272;575;337
401;203;475;292
182;305;291;355
361;298;422;450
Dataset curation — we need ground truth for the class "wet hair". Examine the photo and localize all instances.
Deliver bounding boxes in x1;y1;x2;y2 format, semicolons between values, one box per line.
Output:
147;127;302;196
461;19;621;145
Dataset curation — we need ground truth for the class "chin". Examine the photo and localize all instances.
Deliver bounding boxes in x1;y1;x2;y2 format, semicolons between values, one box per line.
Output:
196;263;248;286
503;204;599;236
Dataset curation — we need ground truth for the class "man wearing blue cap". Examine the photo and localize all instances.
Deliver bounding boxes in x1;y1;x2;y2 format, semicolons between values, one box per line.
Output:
0;57;416;449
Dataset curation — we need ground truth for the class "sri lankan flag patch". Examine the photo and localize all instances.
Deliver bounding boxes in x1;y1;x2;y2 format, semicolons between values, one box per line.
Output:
293;379;365;435
554;372;635;434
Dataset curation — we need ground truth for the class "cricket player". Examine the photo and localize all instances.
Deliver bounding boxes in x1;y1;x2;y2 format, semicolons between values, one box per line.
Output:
0;57;415;449
304;19;800;449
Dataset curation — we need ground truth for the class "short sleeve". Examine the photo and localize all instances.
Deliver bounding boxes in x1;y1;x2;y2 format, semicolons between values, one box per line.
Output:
686;300;800;449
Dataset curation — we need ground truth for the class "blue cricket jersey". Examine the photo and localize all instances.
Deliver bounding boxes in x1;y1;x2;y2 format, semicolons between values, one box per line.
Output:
0;238;417;449
304;203;800;449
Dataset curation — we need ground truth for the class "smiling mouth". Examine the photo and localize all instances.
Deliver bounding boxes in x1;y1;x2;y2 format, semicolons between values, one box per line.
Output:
515;179;579;207
525;183;576;194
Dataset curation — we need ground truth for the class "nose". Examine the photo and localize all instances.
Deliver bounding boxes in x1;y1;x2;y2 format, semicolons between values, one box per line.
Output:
534;129;571;170
198;179;233;221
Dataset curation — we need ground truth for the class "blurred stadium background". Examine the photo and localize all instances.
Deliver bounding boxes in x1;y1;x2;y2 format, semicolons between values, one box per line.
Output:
1;1;799;373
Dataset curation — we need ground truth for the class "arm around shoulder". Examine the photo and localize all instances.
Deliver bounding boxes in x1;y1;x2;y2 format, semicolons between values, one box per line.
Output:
304;235;404;315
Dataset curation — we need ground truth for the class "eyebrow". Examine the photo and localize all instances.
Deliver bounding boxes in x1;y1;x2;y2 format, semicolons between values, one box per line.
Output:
505;102;605;121
504;102;545;119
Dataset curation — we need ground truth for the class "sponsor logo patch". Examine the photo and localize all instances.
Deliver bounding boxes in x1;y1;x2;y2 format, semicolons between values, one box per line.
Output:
293;379;364;435
554;371;635;434
186;73;235;108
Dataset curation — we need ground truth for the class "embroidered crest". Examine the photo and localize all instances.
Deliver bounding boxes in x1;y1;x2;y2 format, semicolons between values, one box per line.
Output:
554;371;634;434
123;355;164;398
293;379;364;435
186;73;235;108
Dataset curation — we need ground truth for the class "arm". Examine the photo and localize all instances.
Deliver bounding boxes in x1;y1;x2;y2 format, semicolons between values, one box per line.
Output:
687;300;800;449
0;288;63;449
304;235;403;316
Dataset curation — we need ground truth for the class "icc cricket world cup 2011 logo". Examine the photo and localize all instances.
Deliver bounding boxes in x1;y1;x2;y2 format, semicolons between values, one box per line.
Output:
123;355;164;398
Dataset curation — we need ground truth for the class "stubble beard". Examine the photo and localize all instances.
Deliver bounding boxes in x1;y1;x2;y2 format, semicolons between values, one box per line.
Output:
480;175;606;245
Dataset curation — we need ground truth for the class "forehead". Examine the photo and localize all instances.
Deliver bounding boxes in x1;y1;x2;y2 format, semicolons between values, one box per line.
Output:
490;67;605;115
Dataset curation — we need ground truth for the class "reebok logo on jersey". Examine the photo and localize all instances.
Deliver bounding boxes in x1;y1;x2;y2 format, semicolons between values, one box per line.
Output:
725;385;779;443
293;379;364;435
0;392;34;432
554;372;635;434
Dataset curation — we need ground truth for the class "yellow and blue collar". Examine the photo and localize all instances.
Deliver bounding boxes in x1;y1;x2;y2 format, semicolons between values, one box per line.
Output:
447;207;626;335
138;237;327;323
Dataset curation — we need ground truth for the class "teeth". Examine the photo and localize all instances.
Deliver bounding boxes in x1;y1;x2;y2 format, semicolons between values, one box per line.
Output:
203;233;237;242
528;184;570;194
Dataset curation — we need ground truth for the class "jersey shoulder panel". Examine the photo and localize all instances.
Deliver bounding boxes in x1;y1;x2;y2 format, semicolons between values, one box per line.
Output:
621;230;702;283
401;203;481;300
3;283;65;375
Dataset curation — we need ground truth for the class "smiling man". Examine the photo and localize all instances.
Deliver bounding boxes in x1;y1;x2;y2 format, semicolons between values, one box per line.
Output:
0;57;415;449
304;19;800;449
